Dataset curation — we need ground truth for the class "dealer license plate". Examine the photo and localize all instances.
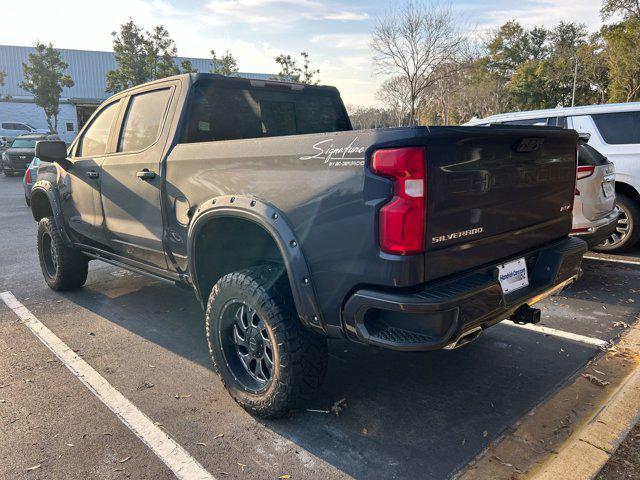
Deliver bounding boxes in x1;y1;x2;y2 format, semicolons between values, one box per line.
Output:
497;258;529;294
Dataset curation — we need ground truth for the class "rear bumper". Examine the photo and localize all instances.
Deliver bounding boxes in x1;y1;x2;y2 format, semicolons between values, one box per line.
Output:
570;210;619;248
342;237;587;351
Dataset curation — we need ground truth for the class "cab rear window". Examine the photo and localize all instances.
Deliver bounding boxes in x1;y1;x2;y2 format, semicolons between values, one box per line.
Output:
180;80;350;143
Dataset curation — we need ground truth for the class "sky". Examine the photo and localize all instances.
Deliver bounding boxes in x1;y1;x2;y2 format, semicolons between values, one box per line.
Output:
0;0;605;106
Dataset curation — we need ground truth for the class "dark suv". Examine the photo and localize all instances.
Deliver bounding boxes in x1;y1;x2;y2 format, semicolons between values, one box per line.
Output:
2;134;57;177
30;74;586;417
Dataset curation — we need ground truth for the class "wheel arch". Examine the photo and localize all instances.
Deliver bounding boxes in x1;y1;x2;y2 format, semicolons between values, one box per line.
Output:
187;195;324;332
615;181;640;204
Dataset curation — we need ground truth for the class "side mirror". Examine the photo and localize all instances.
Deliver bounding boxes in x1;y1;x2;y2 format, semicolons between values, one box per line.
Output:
35;140;67;164
578;132;591;143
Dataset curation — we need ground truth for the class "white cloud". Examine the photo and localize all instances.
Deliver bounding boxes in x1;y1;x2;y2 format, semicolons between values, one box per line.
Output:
311;33;370;50
325;11;369;21
476;0;603;34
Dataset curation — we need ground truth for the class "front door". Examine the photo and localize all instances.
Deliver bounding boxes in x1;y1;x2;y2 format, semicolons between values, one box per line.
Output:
60;100;121;247
100;87;173;270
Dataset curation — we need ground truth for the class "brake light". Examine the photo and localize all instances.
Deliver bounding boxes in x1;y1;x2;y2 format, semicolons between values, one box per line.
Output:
371;147;426;255
576;166;594;180
24;168;32;184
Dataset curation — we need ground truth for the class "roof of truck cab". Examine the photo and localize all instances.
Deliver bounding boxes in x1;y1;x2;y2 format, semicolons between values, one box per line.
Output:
116;72;341;96
464;101;640;125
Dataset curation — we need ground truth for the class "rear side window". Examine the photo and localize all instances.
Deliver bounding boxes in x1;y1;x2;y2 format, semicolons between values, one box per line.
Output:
117;88;172;153
592;111;640;144
77;101;120;157
578;141;608;166
502;118;549;126
181;80;350;143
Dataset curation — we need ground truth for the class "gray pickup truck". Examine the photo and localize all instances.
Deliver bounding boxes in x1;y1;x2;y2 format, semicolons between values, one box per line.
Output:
31;73;586;417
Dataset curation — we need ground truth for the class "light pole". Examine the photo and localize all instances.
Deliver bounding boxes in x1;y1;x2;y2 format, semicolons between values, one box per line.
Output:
571;56;578;107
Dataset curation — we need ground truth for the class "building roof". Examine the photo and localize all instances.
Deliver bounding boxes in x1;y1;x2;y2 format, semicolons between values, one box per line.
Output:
0;45;274;102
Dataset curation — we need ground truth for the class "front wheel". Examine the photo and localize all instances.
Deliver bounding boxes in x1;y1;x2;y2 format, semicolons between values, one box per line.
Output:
594;193;640;253
37;217;89;290
205;265;328;418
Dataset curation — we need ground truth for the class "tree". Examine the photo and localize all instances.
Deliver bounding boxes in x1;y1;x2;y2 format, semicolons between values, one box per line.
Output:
272;52;320;84
601;0;640;20
299;52;320;85
180;60;198;74
106;20;183;93
19;42;74;133
0;71;5;87
371;1;468;125
377;76;412;126
147;25;180;79
604;19;640;101
211;49;239;76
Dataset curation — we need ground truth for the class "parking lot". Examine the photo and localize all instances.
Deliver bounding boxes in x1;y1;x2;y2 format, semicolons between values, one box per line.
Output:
1;174;639;479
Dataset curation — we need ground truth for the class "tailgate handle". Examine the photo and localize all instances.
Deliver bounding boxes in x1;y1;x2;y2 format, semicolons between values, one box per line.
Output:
137;169;156;180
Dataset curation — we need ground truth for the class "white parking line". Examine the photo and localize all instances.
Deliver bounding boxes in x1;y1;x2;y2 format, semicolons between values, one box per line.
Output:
0;291;215;480
503;321;610;349
583;254;640;266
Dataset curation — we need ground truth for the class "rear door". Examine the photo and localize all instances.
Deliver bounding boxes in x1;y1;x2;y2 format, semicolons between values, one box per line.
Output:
100;84;175;269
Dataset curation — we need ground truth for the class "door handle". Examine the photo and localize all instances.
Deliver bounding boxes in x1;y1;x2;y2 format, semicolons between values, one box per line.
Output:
137;169;156;180
86;170;99;179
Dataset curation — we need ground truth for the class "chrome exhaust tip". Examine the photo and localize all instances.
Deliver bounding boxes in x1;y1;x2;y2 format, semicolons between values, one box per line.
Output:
443;326;482;350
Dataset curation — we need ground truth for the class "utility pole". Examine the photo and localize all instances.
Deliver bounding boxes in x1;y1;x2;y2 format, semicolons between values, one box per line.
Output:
571;56;578;107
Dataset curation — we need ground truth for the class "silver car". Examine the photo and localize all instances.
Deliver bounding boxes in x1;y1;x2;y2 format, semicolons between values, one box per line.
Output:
22;156;42;206
572;137;619;249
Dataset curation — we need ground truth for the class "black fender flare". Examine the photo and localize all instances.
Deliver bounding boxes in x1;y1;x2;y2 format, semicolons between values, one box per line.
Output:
30;180;73;246
187;195;324;332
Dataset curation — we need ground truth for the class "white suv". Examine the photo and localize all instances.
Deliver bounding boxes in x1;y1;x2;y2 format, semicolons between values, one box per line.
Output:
466;103;640;252
0;122;49;141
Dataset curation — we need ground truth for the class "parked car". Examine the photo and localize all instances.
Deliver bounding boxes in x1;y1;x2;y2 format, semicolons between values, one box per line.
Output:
0;121;49;141
573;135;619;248
465;102;640;252
23;156;44;206
30;73;586;418
2;134;58;176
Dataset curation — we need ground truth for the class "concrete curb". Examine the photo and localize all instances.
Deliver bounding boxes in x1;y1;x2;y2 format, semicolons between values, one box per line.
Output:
532;327;640;480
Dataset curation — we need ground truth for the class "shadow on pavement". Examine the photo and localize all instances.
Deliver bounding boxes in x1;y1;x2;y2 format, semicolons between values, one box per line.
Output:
63;271;598;480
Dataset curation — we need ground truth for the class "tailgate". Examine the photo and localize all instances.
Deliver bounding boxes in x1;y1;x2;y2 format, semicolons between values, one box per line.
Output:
424;126;577;282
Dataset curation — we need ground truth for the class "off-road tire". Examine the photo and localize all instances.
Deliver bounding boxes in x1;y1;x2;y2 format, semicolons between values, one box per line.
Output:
205;265;328;418
37;216;88;291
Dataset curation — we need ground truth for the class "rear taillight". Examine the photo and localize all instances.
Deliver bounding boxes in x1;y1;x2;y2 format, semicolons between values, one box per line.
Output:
24;168;32;184
576;166;594;180
371;147;426;255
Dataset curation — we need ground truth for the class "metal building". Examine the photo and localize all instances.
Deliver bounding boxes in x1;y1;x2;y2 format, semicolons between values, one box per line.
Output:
0;45;274;143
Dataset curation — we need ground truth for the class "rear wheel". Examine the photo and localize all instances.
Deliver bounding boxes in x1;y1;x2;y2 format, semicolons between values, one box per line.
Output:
205;265;328;418
37;217;88;290
594;193;640;253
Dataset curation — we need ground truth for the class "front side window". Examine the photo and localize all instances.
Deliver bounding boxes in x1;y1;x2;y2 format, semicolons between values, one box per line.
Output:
117;89;171;153
592;111;640;145
77;101;120;157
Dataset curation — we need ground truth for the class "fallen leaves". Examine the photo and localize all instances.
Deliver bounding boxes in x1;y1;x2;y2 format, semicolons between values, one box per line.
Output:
213;433;224;440
582;373;610;387
174;394;191;399
238;462;246;472
613;321;630;328
278;475;292;479
26;464;41;472
196;442;207;447
118;456;131;463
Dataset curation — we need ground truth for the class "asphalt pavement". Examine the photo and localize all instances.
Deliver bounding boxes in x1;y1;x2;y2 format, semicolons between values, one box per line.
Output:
1;173;639;480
